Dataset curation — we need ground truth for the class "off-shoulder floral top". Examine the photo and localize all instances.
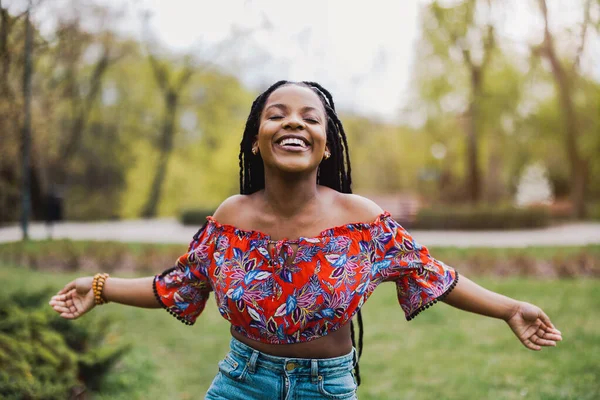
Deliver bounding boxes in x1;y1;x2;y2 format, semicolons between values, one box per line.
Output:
153;212;458;344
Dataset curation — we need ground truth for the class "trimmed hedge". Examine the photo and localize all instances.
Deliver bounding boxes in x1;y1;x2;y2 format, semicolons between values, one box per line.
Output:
409;206;551;230
0;288;129;399
180;208;214;226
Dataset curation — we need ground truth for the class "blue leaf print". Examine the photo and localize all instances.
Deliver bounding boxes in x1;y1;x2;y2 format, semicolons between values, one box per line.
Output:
320;308;335;318
243;270;271;285
233;247;244;261
281;269;293;283
277;324;286;340
286;294;298;314
214;251;225;266
244;270;259;285
355;280;369;295
295;245;320;262
372;259;391;275
359;240;371;254
231;286;244;301
308;275;322;293
325;254;347;268
174;301;189;311
257;247;270;259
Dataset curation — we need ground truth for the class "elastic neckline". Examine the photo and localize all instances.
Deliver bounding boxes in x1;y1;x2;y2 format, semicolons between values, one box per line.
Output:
205;211;392;242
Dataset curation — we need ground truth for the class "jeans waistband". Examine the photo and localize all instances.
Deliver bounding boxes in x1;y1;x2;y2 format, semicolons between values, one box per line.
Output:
228;336;355;376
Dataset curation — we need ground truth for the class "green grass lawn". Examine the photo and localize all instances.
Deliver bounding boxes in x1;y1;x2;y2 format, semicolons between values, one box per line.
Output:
1;264;599;400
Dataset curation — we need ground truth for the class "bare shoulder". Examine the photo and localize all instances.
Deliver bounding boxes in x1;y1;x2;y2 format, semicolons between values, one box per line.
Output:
212;194;255;226
337;193;384;223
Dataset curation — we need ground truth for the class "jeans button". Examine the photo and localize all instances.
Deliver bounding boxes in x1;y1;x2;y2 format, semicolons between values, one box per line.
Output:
286;362;295;371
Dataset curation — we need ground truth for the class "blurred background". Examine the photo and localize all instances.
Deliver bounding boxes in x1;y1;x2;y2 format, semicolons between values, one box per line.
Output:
0;0;599;399
0;0;599;225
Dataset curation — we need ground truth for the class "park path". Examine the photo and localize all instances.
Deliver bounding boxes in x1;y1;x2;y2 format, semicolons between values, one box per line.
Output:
0;218;599;248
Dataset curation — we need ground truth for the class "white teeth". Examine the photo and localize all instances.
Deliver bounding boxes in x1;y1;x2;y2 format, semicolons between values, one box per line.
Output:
279;138;307;148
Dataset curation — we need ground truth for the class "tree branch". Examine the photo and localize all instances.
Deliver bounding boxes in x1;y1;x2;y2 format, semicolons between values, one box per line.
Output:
174;64;194;91
573;0;592;73
148;52;168;93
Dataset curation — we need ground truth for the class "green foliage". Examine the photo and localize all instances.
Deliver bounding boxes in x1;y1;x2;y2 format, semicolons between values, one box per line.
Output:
412;206;551;230
0;287;129;399
180;208;215;226
3;265;598;399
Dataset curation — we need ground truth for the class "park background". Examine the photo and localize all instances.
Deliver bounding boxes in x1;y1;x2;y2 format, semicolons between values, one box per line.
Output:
0;0;599;399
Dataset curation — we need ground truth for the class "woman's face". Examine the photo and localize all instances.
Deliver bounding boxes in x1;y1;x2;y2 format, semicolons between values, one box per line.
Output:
256;84;328;175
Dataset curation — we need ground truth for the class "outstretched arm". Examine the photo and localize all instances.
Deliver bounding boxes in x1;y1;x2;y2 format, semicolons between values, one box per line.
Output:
49;276;159;320
442;275;563;350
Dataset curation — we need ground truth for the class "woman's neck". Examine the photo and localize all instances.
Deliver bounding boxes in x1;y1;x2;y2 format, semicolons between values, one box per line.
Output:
262;171;320;218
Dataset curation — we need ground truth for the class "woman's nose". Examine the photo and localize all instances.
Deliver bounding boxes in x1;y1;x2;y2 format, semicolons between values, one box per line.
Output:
283;116;305;130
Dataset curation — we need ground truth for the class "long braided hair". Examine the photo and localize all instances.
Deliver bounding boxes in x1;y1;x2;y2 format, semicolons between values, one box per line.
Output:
238;80;364;384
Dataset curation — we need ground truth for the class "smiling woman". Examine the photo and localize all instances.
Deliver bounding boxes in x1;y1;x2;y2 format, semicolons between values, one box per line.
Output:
50;80;562;400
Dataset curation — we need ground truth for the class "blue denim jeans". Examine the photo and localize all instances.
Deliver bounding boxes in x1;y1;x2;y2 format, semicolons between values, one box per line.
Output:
205;337;358;400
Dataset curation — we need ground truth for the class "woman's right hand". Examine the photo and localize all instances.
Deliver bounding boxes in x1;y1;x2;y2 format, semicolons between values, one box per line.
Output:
49;277;96;319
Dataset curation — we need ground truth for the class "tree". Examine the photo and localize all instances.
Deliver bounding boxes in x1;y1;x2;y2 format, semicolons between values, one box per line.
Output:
413;0;496;204
140;53;195;218
432;0;495;203
0;2;27;222
532;0;599;218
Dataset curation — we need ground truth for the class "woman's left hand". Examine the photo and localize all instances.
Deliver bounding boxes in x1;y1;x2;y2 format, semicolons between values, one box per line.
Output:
506;301;562;351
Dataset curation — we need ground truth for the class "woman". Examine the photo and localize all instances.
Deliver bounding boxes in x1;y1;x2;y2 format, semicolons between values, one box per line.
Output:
50;81;562;399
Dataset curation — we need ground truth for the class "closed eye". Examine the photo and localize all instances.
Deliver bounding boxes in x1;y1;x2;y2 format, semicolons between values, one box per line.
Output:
304;118;319;124
269;115;283;120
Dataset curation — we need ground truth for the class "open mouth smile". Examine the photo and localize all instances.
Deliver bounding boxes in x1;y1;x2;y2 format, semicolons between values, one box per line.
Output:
274;135;311;152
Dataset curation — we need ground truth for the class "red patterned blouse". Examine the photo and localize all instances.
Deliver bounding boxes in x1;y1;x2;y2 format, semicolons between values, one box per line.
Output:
153;212;458;344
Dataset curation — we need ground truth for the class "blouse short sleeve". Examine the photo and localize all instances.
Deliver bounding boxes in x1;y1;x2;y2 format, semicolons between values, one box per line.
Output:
153;222;216;325
373;216;458;321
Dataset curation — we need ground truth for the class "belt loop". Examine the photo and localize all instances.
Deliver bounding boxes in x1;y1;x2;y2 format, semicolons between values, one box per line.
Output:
248;350;259;374
311;359;319;383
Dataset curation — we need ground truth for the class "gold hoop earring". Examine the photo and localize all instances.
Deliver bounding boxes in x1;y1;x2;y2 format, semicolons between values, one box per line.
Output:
324;150;331;160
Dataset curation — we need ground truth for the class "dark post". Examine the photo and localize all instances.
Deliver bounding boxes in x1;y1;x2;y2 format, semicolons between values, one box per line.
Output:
20;0;33;240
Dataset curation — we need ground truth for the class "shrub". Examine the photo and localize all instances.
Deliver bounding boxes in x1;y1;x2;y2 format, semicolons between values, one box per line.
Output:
0;288;129;399
180;208;214;226
409;206;551;230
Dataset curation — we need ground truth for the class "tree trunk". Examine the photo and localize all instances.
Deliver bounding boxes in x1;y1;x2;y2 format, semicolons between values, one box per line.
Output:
537;0;588;218
542;36;586;218
486;129;505;203
466;67;482;204
141;92;178;218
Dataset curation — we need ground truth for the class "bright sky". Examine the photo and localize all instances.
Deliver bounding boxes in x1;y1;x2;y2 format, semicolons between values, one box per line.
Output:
119;0;426;121
12;0;599;121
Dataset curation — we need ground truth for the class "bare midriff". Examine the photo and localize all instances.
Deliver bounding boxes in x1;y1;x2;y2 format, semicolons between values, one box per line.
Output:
230;323;353;359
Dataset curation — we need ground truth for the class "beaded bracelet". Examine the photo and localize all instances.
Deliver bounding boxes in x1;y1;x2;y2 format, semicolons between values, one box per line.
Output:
92;273;110;305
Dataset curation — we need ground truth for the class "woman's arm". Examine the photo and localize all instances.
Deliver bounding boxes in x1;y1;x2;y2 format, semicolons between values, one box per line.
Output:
442;275;518;320
49;275;159;320
443;275;563;350
103;276;158;307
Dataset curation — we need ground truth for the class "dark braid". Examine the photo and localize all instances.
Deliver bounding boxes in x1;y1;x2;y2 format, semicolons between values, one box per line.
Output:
238;80;364;385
